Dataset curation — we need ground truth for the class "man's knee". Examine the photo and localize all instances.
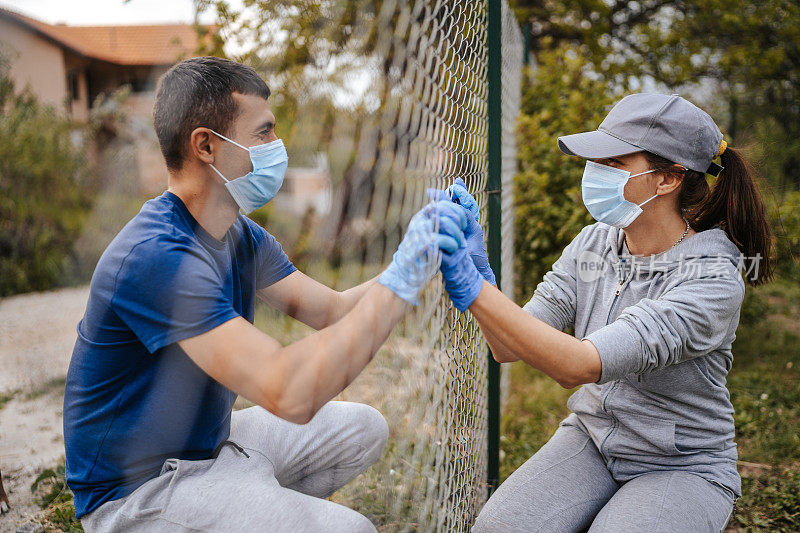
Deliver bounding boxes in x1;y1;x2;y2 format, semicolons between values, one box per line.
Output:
349;403;389;466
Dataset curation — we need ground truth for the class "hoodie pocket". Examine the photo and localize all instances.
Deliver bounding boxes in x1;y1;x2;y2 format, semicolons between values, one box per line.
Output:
608;412;682;457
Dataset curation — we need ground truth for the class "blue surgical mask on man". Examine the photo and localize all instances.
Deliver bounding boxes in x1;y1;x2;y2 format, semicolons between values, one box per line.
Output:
580;160;661;228
207;129;288;214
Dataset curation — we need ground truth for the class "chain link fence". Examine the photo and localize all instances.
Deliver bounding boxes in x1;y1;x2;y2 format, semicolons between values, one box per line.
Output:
311;1;524;530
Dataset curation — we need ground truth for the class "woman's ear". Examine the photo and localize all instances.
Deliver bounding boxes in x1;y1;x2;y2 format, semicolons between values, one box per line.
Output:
189;127;216;165
655;166;685;195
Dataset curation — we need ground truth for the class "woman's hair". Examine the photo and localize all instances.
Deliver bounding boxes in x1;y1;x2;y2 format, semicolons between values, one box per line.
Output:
644;149;773;285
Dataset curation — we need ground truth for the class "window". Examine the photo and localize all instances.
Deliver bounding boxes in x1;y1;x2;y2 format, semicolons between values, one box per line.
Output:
66;70;80;101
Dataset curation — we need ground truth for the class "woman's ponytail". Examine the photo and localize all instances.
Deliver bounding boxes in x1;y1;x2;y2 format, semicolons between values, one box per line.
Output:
646;147;774;285
692;147;773;285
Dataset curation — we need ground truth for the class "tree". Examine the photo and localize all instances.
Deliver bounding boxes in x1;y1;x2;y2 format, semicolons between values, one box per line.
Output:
510;0;800;191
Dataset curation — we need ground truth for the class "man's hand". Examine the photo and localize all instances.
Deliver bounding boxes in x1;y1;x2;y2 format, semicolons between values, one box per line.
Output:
427;178;496;286
377;200;466;304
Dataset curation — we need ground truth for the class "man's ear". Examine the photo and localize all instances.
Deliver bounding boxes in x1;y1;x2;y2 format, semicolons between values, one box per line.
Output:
189;127;216;165
655;166;685;195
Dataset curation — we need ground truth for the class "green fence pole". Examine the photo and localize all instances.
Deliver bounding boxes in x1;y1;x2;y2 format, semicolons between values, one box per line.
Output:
486;0;502;498
523;22;531;66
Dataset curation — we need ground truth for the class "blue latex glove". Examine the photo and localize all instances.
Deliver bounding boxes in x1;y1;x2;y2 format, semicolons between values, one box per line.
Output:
447;177;479;221
439;230;485;312
378;200;467;305
427;178;496;286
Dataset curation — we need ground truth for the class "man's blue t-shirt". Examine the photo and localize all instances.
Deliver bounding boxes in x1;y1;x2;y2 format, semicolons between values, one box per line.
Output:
63;191;295;518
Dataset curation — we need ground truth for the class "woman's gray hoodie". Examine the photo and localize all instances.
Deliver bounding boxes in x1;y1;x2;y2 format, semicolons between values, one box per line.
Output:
523;222;746;498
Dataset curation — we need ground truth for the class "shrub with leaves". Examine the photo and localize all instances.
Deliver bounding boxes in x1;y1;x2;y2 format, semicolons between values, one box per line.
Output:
0;51;95;296
513;43;623;302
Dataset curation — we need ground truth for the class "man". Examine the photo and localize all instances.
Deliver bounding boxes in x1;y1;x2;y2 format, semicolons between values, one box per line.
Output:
64;56;467;532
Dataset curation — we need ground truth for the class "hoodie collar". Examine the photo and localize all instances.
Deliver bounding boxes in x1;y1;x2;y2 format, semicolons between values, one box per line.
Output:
603;223;741;276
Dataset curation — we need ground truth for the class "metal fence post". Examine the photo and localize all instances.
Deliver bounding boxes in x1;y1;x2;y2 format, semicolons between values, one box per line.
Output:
523;22;531;66
486;0;502;498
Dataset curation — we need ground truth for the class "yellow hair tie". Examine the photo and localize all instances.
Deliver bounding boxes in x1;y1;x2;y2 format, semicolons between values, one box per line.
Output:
716;139;727;157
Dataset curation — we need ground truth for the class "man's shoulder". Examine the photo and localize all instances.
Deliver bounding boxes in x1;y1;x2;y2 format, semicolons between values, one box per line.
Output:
237;214;270;240
236;214;282;251
96;196;201;278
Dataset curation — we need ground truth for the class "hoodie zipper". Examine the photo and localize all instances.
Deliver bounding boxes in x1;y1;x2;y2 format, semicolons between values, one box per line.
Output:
606;278;626;325
599;272;628;459
607;273;643;382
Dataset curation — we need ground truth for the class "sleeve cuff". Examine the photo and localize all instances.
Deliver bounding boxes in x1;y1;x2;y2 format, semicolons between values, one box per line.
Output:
144;308;241;354
522;295;565;331
257;263;297;290
583;319;644;384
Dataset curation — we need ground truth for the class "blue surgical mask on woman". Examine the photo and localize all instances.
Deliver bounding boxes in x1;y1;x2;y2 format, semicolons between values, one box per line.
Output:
580;160;660;228
207;129;288;214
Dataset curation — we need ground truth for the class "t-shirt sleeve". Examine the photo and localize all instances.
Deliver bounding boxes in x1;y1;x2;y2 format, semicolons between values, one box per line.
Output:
584;263;745;385
522;225;592;332
111;237;241;353
245;217;296;289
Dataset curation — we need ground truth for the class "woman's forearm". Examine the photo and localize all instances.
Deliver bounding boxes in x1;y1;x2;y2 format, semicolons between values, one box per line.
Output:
479;322;520;363
469;281;601;388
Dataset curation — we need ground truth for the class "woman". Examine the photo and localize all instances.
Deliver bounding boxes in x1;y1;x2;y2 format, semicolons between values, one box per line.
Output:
435;93;772;532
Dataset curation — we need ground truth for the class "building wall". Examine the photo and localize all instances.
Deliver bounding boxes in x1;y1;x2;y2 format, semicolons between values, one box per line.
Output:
122;91;170;194
0;17;67;109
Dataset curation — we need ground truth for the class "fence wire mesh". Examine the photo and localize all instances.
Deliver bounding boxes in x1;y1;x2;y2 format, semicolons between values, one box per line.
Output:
217;0;523;529
500;1;523;302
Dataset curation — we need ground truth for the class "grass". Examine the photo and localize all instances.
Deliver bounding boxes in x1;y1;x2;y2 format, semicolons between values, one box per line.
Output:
734;465;800;530
30;459;83;532
24;377;67;401
499;280;800;531
0;389;17;411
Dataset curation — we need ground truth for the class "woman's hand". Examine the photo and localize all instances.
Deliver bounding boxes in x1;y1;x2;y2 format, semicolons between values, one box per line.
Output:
427;178;496;285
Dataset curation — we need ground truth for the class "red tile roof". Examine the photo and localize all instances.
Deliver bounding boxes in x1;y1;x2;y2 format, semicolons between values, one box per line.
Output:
0;6;213;65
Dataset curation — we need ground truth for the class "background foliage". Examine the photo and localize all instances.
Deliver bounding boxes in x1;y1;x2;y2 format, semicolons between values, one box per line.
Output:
0;54;96;297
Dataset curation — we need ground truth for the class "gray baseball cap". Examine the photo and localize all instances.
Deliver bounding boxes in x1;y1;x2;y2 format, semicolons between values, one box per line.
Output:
557;93;725;176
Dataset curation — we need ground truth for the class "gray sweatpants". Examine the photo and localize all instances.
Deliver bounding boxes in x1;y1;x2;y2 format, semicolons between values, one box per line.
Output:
81;401;389;532
474;417;735;533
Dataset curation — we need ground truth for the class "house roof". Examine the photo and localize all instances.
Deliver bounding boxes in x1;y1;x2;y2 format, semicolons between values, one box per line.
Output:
0;6;212;65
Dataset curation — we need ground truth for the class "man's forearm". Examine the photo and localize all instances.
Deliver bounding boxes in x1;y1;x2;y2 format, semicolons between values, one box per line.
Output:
469;281;601;388
262;282;407;423
333;276;379;322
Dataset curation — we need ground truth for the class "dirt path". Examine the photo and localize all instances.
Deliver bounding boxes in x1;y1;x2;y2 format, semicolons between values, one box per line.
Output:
0;285;90;532
0;285;89;394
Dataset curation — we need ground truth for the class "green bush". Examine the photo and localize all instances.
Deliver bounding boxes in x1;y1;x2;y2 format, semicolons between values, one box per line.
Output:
513;43;623;302
768;190;800;281
0;54;96;296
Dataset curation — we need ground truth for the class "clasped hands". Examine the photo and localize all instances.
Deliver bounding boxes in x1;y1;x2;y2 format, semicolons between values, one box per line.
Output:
377;178;495;311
